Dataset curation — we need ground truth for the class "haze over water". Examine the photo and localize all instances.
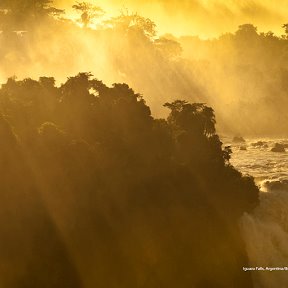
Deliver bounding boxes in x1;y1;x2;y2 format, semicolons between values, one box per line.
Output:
228;138;288;287
229;139;288;186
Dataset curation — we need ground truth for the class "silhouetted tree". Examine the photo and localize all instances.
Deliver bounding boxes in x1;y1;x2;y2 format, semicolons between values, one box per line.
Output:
106;11;156;39
155;37;183;59
72;1;104;27
0;0;63;18
236;24;258;37
0;0;63;31
282;23;288;39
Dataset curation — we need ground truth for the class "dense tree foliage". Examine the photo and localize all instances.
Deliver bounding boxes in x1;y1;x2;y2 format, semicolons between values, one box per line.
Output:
0;0;63;30
72;2;104;27
0;73;259;287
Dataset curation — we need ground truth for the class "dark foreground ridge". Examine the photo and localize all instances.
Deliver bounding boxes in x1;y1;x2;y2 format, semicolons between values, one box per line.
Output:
0;73;259;287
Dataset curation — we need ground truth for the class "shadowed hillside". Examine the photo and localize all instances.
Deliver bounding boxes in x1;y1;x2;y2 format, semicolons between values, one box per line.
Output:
0;73;259;287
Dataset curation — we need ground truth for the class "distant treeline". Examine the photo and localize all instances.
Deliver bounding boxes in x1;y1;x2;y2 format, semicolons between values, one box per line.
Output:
1;1;288;135
0;73;258;287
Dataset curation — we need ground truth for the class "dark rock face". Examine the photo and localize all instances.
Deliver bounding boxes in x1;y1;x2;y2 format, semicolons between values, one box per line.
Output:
251;141;268;148
233;136;246;143
264;180;288;191
271;143;286;152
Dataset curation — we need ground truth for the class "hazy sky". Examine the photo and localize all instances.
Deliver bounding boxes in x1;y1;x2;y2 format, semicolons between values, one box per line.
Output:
56;0;288;38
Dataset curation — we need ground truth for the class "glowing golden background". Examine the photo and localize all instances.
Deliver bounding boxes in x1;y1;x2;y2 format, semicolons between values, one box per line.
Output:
56;0;288;37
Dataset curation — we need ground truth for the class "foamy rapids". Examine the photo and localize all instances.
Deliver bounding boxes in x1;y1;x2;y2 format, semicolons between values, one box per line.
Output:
227;138;288;287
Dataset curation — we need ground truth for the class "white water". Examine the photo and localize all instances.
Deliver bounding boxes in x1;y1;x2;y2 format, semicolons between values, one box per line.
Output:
227;138;288;288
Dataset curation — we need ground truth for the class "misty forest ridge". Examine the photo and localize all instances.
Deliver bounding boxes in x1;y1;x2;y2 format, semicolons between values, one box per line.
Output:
0;1;286;288
2;1;288;136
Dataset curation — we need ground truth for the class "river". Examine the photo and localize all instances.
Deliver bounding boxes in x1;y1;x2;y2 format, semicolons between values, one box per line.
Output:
226;138;288;288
